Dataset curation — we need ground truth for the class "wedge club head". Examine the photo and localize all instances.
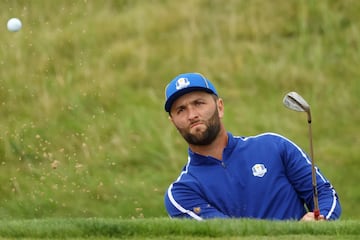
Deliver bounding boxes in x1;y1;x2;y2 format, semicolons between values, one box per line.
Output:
283;91;311;123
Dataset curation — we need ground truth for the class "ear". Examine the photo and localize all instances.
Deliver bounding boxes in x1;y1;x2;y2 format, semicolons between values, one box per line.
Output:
217;98;224;118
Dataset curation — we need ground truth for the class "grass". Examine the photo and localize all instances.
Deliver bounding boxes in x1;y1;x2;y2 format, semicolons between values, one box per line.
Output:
0;218;359;239
0;0;359;227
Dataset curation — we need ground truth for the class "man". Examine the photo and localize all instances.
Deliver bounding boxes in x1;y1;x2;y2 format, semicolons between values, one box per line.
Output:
163;72;341;221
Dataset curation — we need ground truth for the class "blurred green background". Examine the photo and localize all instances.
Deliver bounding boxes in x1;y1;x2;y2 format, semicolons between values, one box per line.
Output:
0;0;359;220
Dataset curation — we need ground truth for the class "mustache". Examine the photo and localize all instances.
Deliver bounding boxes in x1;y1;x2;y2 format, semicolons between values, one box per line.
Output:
189;120;203;126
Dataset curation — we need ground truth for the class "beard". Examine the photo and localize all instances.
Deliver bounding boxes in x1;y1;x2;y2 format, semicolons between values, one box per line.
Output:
177;107;221;146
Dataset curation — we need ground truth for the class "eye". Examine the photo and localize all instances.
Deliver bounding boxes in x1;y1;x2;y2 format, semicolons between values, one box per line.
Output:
176;107;185;114
195;100;205;106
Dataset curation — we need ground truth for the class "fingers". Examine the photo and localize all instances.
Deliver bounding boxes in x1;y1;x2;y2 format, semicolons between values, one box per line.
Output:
301;212;325;221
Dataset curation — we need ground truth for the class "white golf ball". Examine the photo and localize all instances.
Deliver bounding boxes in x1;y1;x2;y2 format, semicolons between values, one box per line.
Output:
7;18;22;32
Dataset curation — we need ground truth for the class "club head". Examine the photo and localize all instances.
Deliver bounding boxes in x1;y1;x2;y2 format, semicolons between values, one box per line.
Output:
283;92;310;113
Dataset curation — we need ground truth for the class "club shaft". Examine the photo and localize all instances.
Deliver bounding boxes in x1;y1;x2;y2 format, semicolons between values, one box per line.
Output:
308;119;320;220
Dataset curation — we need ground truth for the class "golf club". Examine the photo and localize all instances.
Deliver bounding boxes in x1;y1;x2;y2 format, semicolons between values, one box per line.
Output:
283;91;320;220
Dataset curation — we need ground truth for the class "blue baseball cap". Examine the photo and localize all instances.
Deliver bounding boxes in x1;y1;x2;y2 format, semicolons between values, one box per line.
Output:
164;73;218;112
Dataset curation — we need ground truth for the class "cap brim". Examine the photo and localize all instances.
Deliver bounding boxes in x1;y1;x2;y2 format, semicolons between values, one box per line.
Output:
165;87;215;112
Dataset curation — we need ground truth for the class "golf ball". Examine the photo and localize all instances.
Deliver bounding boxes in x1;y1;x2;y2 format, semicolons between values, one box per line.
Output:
7;18;22;32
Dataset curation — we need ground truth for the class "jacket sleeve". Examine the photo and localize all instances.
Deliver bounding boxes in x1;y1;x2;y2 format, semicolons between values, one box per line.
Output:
281;137;342;220
164;180;229;220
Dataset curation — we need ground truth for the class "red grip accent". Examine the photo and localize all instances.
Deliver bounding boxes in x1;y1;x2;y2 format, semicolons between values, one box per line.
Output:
314;209;320;220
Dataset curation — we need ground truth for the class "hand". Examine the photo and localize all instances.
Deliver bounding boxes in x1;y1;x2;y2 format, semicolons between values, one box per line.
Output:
301;212;325;221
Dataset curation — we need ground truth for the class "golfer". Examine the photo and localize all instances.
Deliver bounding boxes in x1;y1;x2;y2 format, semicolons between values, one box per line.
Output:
163;72;341;221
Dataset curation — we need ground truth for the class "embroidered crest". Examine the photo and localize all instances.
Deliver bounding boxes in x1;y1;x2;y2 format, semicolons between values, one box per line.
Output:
252;164;267;177
193;207;201;214
175;77;190;90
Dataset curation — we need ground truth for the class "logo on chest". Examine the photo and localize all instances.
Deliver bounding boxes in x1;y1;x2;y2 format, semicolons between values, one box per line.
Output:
252;164;267;177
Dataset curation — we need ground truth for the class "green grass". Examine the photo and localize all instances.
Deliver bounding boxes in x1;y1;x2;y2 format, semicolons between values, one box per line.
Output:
0;218;359;239
0;0;359;226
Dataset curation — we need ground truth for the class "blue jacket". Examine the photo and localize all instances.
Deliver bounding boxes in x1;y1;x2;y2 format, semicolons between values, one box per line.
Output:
164;132;341;220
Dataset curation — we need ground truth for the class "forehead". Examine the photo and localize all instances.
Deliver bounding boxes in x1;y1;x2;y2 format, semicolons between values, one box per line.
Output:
172;91;212;107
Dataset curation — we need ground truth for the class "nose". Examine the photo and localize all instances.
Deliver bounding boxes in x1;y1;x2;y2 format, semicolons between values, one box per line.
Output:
187;105;199;121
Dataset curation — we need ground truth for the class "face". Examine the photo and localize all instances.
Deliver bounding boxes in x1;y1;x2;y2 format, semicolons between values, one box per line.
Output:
169;91;224;145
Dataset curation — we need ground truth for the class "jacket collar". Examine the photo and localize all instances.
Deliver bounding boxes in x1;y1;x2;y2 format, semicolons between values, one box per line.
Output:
188;132;236;165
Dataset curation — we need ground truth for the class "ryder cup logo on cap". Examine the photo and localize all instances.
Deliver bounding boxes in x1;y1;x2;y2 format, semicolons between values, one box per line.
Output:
175;77;190;90
164;73;218;112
